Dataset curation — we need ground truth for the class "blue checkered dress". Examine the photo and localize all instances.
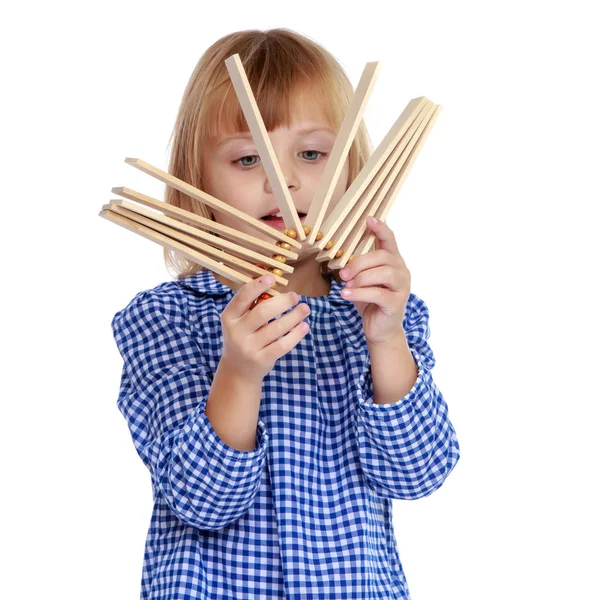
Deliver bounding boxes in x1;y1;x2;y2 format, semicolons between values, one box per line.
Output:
111;268;460;599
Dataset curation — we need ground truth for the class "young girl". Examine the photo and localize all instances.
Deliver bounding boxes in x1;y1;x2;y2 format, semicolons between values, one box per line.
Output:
111;28;460;600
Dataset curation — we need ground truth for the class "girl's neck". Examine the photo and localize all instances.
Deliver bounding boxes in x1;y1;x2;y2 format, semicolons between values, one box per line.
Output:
214;256;331;298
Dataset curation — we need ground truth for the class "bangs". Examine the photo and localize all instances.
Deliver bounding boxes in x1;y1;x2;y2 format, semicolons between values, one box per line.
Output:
198;70;343;142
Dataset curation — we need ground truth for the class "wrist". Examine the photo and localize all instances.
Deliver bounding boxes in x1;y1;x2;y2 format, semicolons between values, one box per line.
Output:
367;328;407;350
218;357;264;386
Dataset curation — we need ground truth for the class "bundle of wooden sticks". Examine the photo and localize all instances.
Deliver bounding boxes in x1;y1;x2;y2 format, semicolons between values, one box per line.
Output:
99;54;441;308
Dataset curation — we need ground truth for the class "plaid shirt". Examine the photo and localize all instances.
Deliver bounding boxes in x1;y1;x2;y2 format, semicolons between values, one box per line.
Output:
111;268;460;599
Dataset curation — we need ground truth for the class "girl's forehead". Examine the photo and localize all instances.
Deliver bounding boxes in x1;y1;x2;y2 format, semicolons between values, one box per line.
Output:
209;86;336;146
208;79;337;139
288;96;331;126
217;109;334;140
213;122;335;148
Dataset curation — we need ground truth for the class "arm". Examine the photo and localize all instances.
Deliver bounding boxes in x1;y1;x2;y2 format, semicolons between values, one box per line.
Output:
112;289;269;531
368;330;418;405
354;293;460;500
205;359;264;452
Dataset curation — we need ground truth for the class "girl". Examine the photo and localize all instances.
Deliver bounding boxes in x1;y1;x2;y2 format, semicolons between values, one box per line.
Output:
111;28;460;600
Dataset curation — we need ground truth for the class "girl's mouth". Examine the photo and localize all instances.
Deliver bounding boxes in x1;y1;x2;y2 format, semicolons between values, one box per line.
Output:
261;213;306;230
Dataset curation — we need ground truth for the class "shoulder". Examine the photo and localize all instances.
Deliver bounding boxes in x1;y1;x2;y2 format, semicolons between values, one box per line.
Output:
111;275;227;350
112;280;184;322
110;280;218;388
111;280;199;346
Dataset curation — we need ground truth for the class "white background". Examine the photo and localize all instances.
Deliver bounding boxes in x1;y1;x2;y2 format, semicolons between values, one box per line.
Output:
2;1;598;598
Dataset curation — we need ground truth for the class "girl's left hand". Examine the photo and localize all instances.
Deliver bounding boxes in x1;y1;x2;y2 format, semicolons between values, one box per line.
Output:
339;217;410;346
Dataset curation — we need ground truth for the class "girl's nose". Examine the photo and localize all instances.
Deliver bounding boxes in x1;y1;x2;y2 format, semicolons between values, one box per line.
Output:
265;171;299;193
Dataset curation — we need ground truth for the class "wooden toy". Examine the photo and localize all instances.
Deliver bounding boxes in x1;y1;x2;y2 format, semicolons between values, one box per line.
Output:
99;54;441;309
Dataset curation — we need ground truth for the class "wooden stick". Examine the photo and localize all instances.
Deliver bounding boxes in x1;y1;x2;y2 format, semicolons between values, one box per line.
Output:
224;53;306;241
317;99;435;263
98;206;285;294
124;157;303;249
103;202;290;286
325;105;437;268
111;186;299;261
348;103;443;261
312;96;430;252
106;198;295;275
304;61;381;245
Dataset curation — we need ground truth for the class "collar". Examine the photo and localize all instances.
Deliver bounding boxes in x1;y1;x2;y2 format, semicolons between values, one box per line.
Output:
176;268;355;311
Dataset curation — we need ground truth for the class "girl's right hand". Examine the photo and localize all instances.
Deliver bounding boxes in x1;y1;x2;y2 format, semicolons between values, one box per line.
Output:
220;275;311;381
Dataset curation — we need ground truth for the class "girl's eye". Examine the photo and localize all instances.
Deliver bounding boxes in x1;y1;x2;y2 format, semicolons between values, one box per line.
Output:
232;150;327;168
235;155;259;167
300;150;325;161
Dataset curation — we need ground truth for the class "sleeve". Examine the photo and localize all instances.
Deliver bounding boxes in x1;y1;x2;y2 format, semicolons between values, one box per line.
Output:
353;292;460;500
111;289;269;531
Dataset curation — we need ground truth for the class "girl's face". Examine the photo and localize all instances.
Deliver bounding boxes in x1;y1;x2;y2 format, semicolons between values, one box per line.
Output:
200;103;350;261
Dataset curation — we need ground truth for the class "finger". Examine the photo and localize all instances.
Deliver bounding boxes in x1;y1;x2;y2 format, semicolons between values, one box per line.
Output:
253;301;310;348
340;285;397;313
339;250;392;282
227;274;278;319
344;264;402;292
246;289;300;333
366;217;402;258
260;313;311;362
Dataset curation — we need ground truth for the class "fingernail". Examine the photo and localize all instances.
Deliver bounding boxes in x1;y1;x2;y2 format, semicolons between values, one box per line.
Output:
263;275;274;285
340;268;350;279
368;216;377;226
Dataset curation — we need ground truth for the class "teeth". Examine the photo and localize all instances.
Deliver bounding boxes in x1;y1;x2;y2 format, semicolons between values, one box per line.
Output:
263;210;304;219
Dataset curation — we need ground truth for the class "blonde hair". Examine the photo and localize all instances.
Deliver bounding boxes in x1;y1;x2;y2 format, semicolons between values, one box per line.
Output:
163;28;373;284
